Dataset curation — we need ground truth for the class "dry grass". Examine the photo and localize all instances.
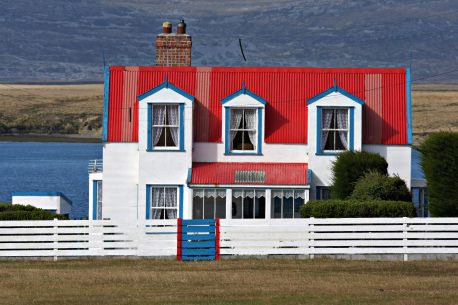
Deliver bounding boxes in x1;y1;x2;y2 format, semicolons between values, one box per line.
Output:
0;259;457;305
0;84;103;136
0;83;457;143
412;83;458;144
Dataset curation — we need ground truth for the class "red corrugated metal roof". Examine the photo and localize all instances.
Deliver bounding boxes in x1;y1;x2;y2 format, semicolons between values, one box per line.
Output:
191;162;308;185
106;66;407;145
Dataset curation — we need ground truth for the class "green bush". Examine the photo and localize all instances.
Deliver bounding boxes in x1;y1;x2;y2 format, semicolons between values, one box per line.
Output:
420;132;458;216
300;200;416;218
350;171;411;201
331;151;388;199
0;203;68;220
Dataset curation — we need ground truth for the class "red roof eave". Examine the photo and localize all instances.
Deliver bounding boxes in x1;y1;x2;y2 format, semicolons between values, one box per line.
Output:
190;162;308;186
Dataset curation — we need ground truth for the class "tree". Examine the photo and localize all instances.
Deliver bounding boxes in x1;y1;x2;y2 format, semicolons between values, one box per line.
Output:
350;171;411;201
331;151;388;199
420;132;458;216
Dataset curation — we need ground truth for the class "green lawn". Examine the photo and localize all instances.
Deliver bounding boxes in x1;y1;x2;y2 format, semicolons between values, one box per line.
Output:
0;259;457;305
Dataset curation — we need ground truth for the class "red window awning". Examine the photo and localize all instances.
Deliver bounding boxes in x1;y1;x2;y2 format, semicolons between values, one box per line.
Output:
190;162;308;186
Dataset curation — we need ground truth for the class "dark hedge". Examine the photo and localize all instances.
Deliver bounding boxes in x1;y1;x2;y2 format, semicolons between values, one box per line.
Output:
0;203;68;220
350;171;411;202
420;132;458;216
300;200;416;218
331;151;388;199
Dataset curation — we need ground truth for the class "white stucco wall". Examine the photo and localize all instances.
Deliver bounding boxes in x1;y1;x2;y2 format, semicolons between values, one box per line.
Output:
137;87;194;219
192;143;308;163
12;195;71;215
102;143;139;221
363;145;412;188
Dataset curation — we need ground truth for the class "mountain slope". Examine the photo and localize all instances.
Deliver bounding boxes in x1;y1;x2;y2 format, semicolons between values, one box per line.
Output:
0;0;457;82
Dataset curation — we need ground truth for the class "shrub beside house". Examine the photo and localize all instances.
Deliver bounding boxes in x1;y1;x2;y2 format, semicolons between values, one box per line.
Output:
301;151;416;218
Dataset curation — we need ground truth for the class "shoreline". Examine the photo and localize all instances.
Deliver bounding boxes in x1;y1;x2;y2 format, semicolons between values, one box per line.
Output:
0;134;101;143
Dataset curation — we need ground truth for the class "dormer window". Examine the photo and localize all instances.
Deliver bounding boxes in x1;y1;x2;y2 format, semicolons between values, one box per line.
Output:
230;108;257;151
307;84;364;155
221;84;266;155
152;104;180;148
322;108;348;151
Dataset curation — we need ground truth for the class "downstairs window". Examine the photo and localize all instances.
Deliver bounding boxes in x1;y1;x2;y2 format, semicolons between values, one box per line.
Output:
272;189;305;218
232;189;265;219
150;186;178;219
192;189;226;219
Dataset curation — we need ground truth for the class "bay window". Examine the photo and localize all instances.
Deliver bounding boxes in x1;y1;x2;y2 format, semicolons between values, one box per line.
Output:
193;189;226;219
232;189;265;219
271;189;305;218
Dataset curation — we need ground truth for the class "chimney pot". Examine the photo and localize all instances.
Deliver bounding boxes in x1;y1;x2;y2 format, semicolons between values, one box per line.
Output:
177;19;186;34
162;21;172;34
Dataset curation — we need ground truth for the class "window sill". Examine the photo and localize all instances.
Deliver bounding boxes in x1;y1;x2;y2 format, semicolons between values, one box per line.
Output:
315;152;341;156
147;149;185;152
224;152;263;156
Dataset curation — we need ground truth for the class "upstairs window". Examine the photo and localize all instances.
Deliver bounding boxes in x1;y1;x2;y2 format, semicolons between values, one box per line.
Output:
152;105;180;148
230;109;257;152
321;108;348;151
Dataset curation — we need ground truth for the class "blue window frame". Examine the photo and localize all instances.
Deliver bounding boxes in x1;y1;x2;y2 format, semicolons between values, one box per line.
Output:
92;180;102;220
411;187;429;217
316;107;354;155
316;186;332;200
146;185;184;219
224;107;262;155
147;103;185;152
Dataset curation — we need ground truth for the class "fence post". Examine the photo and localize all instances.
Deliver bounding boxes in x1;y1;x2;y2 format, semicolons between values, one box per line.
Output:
177;218;182;261
53;218;58;261
310;217;315;260
215;218;220;260
403;217;408;261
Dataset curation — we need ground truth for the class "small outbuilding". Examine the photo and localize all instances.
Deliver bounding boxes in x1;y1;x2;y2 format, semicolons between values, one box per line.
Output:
12;192;72;217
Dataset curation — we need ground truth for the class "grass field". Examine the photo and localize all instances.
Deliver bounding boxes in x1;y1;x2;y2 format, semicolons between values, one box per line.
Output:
0;259;457;305
0;83;457;144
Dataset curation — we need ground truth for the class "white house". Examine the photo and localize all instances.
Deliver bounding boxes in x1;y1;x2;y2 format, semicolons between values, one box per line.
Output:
88;21;419;221
12;192;72;217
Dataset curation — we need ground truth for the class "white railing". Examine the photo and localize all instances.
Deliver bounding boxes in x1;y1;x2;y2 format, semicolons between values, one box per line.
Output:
88;159;103;173
220;218;458;260
0;219;177;259
1;218;457;260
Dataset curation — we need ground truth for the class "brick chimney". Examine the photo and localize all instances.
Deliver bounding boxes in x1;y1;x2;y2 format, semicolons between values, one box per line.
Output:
156;20;192;66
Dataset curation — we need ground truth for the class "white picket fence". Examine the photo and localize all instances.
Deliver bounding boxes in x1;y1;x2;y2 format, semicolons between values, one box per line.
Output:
1;218;458;260
0;219;177;259
219;218;458;260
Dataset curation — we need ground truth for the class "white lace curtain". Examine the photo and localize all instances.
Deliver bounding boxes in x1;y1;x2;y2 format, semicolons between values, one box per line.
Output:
245;110;257;148
165;188;177;219
152;105;166;146
336;109;348;149
230;109;243;144
232;189;265;198
272;190;306;199
152;187;164;219
321;109;334;148
151;187;177;219
167;105;179;146
193;189;226;198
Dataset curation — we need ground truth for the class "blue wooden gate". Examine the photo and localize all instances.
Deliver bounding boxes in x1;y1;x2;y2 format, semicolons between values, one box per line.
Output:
178;219;219;261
